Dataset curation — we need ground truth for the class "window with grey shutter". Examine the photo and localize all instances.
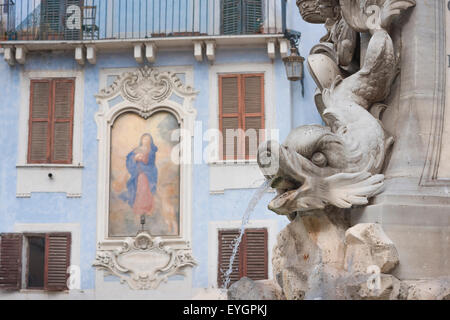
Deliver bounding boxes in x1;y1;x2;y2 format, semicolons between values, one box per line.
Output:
222;0;242;35
222;0;263;35
40;0;64;39
64;0;83;40
243;0;263;34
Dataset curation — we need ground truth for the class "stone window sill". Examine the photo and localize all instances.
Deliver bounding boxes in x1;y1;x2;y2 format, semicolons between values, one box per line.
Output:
209;161;266;194
208;159;258;166
16;165;84;198
16;164;84;168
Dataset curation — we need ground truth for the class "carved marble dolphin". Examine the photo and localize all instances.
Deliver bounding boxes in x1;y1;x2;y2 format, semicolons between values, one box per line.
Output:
258;0;415;216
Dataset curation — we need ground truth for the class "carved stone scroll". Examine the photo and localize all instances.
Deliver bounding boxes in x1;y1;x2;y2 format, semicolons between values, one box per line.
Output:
93;232;197;290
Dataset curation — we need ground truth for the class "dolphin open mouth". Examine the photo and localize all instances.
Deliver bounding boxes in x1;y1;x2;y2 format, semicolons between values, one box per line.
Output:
267;176;303;215
258;135;366;215
257;140;313;215
270;176;301;190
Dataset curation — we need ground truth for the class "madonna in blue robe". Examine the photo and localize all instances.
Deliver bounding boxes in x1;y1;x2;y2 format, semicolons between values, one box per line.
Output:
120;133;158;216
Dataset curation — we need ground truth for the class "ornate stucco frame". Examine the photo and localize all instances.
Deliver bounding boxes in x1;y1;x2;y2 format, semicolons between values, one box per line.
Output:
94;66;197;256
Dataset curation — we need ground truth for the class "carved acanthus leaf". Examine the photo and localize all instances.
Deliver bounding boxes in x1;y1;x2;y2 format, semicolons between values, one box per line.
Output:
95;66;198;108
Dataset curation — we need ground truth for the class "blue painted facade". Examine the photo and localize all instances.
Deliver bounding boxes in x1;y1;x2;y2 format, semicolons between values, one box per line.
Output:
0;0;324;295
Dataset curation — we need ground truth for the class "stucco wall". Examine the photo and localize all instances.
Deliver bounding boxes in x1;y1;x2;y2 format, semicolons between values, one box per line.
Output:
0;6;325;297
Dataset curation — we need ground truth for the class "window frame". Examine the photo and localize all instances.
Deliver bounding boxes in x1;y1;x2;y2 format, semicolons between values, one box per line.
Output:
17;70;84;198
218;73;265;161
0;232;72;292
23;233;46;290
208;220;278;288
208;63;275;193
27;78;75;165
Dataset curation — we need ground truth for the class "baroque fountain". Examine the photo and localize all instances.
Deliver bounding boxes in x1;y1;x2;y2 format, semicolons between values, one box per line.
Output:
228;0;450;300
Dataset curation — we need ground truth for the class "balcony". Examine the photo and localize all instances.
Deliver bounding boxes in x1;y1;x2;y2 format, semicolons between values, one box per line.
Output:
0;0;290;66
0;0;286;42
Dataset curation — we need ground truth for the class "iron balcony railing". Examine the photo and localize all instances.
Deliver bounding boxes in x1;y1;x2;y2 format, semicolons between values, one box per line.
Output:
0;0;286;41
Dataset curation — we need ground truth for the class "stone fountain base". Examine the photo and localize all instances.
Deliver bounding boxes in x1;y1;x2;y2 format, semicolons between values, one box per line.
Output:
228;209;450;300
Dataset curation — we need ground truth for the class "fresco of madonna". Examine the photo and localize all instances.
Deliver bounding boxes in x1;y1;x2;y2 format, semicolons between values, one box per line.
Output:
109;111;180;237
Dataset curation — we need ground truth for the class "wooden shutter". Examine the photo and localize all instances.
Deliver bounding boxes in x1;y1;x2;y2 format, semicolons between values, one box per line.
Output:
222;0;242;35
0;233;23;290
218;229;241;288
222;0;263;35
219;73;264;160
40;0;65;39
64;0;83;40
219;75;242;160
243;228;268;281
243;0;263;34
28;80;52;163
243;74;264;159
217;228;268;288
28;78;74;164
45;233;71;291
51;79;74;163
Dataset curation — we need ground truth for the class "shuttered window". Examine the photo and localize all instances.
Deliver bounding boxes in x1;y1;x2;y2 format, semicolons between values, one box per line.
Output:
218;229;241;287
28;78;75;164
45;233;71;291
218;228;268;288
222;0;242;35
40;0;64;39
219;73;265;160
222;0;263;35
243;0;263;34
0;234;23;290
0;232;71;291
64;0;83;40
244;229;268;281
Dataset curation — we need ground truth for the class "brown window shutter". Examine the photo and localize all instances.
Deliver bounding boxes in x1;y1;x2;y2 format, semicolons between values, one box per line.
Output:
0;233;23;290
221;76;240;114
44;233;71;291
222;117;240;160
218;229;242;288
28;78;75;164
51;79;74;163
219;74;265;160
242;74;265;159
243;228;268;281
243;75;264;114
219;75;242;160
28;80;51;163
